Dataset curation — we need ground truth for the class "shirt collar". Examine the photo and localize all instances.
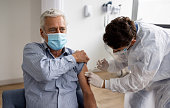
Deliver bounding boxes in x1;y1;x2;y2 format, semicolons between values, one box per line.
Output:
42;42;48;50
42;42;69;56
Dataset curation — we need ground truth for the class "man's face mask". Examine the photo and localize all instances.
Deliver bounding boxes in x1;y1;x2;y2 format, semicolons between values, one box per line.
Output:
45;32;67;50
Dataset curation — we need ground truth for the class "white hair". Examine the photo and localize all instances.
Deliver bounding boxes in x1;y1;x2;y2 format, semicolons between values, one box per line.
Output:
40;9;66;29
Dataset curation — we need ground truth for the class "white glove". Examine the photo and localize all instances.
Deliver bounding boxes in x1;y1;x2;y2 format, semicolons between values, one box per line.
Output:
96;58;109;72
85;71;104;88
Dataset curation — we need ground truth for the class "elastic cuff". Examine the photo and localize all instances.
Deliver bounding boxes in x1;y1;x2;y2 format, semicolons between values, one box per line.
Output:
105;80;110;89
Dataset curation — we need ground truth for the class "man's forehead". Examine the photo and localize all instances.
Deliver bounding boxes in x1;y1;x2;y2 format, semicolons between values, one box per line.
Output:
44;16;66;24
44;16;66;23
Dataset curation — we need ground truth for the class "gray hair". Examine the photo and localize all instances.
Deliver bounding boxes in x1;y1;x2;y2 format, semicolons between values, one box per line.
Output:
40;9;66;30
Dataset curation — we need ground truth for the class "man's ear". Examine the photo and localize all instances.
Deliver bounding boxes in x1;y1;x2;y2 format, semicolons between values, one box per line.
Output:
40;28;44;39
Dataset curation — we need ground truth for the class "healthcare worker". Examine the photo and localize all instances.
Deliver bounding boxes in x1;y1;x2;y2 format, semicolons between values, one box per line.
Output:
85;16;170;108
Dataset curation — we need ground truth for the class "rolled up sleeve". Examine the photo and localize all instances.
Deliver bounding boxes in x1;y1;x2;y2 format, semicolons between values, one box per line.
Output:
22;43;77;82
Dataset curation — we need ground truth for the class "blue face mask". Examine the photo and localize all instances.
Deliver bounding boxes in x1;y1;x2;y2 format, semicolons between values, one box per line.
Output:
47;33;67;50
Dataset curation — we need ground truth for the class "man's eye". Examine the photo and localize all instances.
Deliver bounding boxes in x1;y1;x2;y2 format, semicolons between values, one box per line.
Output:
50;30;56;32
49;29;56;33
60;28;66;31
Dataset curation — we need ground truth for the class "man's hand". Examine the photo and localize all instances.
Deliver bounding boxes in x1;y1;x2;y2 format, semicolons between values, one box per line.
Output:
97;58;109;71
72;50;89;63
85;71;104;88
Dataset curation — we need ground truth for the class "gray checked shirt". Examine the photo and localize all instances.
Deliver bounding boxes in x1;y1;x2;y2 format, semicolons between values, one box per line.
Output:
22;42;84;108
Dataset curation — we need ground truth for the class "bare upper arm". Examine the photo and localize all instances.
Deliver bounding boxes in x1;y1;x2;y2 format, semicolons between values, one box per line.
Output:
78;64;97;108
78;64;91;93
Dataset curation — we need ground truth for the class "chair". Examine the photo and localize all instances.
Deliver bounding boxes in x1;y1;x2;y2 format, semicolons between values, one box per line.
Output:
2;89;26;108
2;88;84;108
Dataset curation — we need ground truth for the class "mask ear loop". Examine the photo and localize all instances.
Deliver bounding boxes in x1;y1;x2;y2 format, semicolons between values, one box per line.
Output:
42;29;49;44
126;40;133;50
43;30;48;36
126;37;136;50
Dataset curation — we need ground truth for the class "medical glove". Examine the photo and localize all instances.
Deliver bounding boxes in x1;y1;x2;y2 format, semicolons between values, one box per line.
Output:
97;58;109;71
85;72;104;88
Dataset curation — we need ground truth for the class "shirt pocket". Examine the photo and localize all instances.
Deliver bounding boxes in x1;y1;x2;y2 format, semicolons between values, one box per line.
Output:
65;68;78;81
60;70;78;90
28;87;42;102
40;90;58;104
39;81;57;91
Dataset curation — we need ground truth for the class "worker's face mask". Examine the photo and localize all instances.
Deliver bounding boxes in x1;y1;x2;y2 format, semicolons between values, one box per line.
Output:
45;33;67;50
104;44;129;62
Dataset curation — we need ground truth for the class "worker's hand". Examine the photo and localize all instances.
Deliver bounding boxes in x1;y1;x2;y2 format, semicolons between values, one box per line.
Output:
85;71;104;88
97;58;109;71
72;50;90;63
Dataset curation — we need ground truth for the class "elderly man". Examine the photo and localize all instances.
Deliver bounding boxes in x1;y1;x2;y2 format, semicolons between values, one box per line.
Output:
22;9;97;108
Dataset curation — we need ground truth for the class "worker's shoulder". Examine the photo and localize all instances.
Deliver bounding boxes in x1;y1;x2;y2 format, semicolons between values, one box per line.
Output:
139;22;164;33
24;42;45;50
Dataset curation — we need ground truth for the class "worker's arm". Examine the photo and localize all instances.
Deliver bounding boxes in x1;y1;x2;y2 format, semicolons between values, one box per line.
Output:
78;64;97;108
107;57;128;73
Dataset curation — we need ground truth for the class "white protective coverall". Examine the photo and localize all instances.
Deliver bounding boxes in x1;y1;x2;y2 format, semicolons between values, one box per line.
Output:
106;22;170;108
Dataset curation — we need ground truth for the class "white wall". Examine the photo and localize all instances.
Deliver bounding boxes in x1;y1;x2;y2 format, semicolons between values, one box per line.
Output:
64;0;133;70
0;0;132;84
0;0;41;85
137;0;170;24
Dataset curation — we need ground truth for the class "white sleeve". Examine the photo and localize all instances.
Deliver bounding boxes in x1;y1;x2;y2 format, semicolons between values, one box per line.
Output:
107;56;128;73
106;34;166;93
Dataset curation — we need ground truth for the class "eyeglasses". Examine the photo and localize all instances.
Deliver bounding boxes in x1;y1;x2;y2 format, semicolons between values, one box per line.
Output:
113;43;131;55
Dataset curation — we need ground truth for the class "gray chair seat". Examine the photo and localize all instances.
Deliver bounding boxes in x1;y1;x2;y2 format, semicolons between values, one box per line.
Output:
2;88;84;108
2;89;26;108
